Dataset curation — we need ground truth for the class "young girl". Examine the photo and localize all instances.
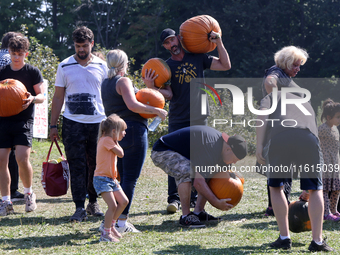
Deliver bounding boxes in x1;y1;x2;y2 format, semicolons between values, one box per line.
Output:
93;114;129;242
318;99;340;221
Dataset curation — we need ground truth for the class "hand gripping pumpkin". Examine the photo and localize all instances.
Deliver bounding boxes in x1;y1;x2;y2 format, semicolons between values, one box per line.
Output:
0;79;27;117
208;171;244;207
135;88;165;119
288;200;311;233
142;58;171;88
179;15;222;54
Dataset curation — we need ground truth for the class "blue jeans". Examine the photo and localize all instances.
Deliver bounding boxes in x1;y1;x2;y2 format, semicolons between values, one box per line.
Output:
117;121;147;218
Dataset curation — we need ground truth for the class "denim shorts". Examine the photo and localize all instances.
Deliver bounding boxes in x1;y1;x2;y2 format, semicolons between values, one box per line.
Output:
93;176;121;195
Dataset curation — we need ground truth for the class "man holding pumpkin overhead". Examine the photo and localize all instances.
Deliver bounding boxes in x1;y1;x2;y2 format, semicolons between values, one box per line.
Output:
151;125;247;228
144;25;231;214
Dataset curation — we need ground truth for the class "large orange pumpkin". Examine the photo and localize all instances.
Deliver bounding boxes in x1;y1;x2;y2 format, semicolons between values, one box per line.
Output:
142;58;171;88
0;79;27;117
135;88;165;119
208;171;244;207
288;200;311;233
179;15;222;54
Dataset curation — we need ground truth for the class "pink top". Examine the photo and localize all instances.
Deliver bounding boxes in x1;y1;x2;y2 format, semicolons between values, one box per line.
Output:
94;136;117;179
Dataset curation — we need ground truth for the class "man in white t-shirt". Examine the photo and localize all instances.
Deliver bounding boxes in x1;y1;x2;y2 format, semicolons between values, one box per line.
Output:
49;26;108;222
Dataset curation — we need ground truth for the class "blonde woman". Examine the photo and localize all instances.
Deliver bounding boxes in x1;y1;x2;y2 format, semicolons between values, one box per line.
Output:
101;49;167;233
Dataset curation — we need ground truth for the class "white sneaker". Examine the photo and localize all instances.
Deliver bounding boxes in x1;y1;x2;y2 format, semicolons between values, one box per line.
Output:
0;201;14;216
25;193;37;212
115;222;140;233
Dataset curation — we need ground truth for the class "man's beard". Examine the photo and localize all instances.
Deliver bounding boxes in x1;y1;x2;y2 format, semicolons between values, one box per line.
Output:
169;44;181;55
77;52;89;60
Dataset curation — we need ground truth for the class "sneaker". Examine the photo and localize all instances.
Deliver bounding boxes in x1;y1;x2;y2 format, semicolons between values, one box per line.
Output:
265;207;275;216
0;201;14;216
179;212;206;228
70;208;87;222
269;236;292;250
167;201;179;213
99;220;105;232
115;222;140;233
98;220;122;238
86;202;104;217
25;193;37;212
334;212;340;217
308;239;334;252
11;191;25;202
99;231;119;242
197;210;221;222
324;213;340;222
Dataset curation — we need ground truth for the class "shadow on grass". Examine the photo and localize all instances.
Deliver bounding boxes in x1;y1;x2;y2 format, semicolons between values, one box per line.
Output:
13;197;73;206
129;209;170;217
152;243;311;255
0;232;94;251
0;215;103;227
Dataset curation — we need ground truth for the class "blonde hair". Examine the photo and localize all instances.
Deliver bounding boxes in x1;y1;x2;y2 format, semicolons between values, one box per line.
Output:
98;114;127;140
274;46;308;70
106;49;128;79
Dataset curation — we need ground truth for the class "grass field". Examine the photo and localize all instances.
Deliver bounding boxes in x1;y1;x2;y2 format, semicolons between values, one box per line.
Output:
0;139;339;255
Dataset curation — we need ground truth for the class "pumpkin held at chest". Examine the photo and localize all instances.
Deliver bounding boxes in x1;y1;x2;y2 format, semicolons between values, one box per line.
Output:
135;88;165;119
0;79;27;117
142;58;171;89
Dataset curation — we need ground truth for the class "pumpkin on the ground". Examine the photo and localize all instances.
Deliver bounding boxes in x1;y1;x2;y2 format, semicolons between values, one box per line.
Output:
288;200;311;233
208;171;244;207
0;79;27;117
179;15;222;54
135;88;165;119
142;58;171;88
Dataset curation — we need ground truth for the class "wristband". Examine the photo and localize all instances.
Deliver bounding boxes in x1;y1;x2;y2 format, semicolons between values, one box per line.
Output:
32;96;36;104
49;125;58;129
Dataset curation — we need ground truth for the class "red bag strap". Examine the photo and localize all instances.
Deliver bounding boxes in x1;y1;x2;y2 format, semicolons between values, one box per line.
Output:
46;138;65;162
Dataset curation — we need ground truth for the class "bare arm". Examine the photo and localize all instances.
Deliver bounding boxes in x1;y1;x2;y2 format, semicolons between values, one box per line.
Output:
255;113;269;165
49;86;65;140
193;172;233;211
264;75;278;95
22;81;45;109
116;77;167;120
111;141;124;158
209;31;231;71
142;68;173;100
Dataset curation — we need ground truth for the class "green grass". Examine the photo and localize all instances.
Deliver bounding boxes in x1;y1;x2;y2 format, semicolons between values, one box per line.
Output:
0;139;339;254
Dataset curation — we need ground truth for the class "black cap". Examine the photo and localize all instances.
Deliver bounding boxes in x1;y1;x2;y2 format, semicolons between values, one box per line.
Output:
160;28;176;44
222;133;248;160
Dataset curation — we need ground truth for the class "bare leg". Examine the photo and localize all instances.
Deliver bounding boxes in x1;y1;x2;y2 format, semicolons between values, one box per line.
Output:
308;189;323;243
0;148;11;197
15;145;33;189
178;182;191;216
270;186;289;236
193;193;207;213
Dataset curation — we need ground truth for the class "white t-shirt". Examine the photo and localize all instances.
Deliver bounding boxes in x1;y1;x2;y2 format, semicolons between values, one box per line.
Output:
55;55;108;123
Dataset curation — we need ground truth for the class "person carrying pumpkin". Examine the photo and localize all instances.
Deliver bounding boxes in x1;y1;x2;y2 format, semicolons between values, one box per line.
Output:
256;91;334;252
151;125;247;228
0;35;44;216
144;25;231;214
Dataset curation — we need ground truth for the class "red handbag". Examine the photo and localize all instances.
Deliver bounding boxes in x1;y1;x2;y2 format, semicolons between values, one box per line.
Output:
41;139;70;197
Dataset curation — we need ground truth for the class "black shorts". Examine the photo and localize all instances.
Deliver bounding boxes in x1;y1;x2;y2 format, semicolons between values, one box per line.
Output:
267;129;323;191
0;119;33;148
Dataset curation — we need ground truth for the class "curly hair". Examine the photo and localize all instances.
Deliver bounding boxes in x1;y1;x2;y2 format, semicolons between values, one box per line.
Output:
72;26;94;43
274;46;308;71
8;35;29;52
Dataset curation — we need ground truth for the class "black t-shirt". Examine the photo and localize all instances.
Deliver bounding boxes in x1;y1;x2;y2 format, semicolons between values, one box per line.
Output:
153;125;227;179
0;64;43;121
166;53;213;125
